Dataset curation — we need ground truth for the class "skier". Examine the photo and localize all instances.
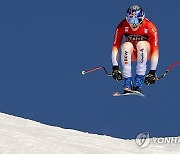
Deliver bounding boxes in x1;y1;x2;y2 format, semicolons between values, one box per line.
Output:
111;5;159;93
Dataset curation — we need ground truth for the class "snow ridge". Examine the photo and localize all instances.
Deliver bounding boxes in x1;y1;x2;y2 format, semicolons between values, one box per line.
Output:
0;113;179;154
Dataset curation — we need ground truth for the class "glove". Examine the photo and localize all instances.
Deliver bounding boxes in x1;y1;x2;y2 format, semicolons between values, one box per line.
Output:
112;66;123;81
144;70;157;86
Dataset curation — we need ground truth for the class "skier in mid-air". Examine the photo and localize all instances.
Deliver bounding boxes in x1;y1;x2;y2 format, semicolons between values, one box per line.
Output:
111;5;159;94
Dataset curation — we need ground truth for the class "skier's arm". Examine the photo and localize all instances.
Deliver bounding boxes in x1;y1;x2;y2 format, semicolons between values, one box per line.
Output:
112;47;119;66
149;22;159;71
111;23;124;81
112;23;124;66
144;22;159;85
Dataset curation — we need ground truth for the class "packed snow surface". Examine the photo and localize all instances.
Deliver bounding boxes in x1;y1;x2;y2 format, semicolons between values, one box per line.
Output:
0;112;179;154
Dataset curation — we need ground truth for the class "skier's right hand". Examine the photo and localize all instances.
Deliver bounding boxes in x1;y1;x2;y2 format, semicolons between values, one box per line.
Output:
112;66;123;81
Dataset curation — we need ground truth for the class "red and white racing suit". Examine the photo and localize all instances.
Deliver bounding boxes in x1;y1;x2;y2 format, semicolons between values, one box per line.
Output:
112;18;159;78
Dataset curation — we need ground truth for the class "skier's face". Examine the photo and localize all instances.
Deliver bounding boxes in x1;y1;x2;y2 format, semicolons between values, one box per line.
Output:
130;23;140;31
126;17;141;31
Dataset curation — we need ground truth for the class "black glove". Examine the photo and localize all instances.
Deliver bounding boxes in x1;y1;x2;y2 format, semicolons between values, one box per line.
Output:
144;70;157;86
112;66;123;81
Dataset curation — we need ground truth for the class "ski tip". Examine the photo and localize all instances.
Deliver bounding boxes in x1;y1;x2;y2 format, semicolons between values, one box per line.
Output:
113;92;121;96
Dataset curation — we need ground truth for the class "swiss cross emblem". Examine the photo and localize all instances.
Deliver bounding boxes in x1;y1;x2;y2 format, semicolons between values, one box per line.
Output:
125;27;129;32
144;28;148;34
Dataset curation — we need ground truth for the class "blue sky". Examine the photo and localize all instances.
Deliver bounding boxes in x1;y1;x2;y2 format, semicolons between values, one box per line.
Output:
0;0;179;139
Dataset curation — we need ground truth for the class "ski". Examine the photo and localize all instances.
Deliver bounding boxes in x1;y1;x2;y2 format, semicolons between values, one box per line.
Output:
113;91;145;97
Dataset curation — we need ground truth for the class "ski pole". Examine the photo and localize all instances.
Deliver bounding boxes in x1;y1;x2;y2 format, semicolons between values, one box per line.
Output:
82;62;180;79
156;62;180;80
81;66;112;76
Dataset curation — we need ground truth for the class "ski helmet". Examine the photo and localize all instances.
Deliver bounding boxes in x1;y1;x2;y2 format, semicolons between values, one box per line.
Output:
126;5;145;25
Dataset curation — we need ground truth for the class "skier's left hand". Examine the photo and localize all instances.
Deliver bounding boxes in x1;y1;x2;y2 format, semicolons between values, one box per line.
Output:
144;70;157;85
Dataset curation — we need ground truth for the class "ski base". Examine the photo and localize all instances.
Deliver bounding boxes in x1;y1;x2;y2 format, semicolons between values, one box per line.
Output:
113;91;145;97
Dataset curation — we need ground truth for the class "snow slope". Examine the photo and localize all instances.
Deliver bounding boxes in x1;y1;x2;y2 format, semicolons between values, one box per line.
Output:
0;113;179;154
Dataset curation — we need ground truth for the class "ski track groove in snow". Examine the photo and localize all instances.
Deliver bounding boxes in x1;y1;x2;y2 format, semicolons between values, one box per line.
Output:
0;113;179;154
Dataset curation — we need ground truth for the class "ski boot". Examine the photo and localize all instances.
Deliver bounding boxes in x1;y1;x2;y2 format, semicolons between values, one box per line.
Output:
133;74;145;93
123;77;133;94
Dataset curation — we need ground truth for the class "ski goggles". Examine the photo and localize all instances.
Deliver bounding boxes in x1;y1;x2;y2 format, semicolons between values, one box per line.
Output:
126;17;141;25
